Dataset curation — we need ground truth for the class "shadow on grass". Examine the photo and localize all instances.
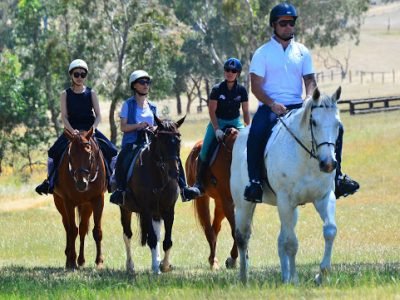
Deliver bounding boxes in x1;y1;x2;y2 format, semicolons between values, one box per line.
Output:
1;262;399;293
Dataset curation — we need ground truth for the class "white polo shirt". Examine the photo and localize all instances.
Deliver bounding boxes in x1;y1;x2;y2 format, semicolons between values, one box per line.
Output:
249;36;314;106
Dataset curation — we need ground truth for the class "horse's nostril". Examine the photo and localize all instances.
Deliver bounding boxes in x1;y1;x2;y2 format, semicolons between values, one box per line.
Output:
76;181;87;192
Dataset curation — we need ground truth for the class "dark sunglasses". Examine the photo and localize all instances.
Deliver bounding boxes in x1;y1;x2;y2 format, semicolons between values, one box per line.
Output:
224;68;238;74
73;72;87;79
136;79;152;85
277;20;296;27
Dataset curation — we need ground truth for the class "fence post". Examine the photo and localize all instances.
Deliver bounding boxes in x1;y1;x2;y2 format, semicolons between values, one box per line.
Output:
350;102;355;115
393;69;396;84
348;70;352;83
331;70;334;81
371;72;374;82
361;72;364;84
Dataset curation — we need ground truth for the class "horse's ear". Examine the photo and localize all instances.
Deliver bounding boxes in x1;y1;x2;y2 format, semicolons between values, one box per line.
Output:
85;127;94;139
154;114;163;128
312;87;320;101
332;86;341;102
176;115;186;128
64;128;74;141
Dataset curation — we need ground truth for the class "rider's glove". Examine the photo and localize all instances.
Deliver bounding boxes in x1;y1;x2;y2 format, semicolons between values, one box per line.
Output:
215;129;224;142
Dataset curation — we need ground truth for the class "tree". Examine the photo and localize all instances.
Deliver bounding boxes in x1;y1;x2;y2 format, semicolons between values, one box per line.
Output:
0;50;25;173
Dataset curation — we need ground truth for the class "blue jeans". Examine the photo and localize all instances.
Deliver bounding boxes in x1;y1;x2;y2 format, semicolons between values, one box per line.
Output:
199;117;245;162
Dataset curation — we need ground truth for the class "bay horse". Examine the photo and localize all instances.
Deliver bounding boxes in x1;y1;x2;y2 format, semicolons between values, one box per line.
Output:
53;127;106;269
185;127;239;270
231;87;341;284
119;115;184;275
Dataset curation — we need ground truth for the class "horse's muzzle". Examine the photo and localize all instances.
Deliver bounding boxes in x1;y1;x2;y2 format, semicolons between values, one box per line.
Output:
319;160;337;173
75;180;89;192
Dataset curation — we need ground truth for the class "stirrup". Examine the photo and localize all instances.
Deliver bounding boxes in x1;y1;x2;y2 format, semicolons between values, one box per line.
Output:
335;174;360;199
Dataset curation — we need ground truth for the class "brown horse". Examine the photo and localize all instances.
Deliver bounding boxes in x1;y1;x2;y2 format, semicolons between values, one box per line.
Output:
53;127;106;269
119;116;184;275
185;127;239;270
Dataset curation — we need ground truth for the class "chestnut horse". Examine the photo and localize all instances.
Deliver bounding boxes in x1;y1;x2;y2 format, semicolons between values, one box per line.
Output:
120;116;184;275
185;127;239;270
53;127;106;269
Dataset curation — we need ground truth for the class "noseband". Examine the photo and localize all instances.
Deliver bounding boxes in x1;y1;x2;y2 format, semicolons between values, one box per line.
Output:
278;105;336;160
68;138;99;184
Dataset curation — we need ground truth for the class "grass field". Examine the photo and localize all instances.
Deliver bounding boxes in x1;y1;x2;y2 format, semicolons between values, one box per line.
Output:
1;109;400;299
1;3;400;299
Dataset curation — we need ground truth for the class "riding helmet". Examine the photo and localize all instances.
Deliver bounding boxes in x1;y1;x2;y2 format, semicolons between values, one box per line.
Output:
129;70;151;88
223;58;242;72
68;59;88;73
269;3;298;27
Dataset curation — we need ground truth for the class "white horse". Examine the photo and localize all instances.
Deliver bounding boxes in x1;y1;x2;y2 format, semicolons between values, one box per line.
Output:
231;87;341;284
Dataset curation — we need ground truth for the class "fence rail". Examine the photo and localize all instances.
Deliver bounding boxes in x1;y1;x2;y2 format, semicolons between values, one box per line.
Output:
338;96;400;115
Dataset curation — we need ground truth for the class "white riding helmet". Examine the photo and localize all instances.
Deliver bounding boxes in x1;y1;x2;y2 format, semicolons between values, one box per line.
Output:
129;70;151;87
68;59;88;73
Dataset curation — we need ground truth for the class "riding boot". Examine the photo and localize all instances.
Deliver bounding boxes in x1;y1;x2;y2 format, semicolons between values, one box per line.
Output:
109;154;126;206
177;158;201;202
181;157;208;203
35;158;55;195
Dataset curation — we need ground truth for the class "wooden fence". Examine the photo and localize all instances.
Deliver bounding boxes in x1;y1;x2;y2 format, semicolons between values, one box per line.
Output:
316;69;398;84
338;96;400;115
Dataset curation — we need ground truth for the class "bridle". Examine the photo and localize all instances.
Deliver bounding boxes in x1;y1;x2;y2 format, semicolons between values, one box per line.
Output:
278;105;336;160
147;128;181;194
68;137;99;184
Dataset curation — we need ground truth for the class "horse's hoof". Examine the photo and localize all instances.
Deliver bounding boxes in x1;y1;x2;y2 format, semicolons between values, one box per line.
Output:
210;258;219;271
225;257;237;269
96;262;104;270
314;273;323;286
160;262;173;273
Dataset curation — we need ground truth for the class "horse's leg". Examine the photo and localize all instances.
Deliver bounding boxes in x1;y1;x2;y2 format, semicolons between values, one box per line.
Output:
209;198;225;270
277;199;299;284
120;207;134;274
222;197;238;269
77;203;92;268
92;195;104;269
235;201;256;284
63;203;78;269
195;195;218;269
313;194;337;285
53;195;73;268
149;218;162;274
160;210;174;273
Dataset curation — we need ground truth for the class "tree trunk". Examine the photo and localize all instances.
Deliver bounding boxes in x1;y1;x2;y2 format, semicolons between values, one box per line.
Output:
176;91;182;115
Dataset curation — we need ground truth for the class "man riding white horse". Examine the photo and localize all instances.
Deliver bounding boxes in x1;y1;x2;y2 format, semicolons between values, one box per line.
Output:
244;2;359;203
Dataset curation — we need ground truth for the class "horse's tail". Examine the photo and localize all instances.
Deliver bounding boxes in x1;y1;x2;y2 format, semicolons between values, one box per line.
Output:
138;212;150;246
184;140;212;229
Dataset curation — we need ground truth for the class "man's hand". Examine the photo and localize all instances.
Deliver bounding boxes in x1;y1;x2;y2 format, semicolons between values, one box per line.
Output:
215;129;224;142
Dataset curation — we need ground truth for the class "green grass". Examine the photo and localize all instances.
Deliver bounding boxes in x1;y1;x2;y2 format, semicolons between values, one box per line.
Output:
1;110;400;299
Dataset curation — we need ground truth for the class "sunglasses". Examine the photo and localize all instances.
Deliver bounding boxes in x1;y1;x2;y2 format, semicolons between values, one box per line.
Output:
73;72;87;79
277;20;296;27
224;68;238;74
136;79;152;85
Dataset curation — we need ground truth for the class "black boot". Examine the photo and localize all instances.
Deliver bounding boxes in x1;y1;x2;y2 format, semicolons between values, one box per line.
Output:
35;158;55;195
35;179;52;195
244;180;263;203
335;174;360;199
110;189;124;205
182;157;208;202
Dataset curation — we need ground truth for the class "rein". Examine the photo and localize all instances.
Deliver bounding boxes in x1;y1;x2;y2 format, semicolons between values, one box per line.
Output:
277;105;336;160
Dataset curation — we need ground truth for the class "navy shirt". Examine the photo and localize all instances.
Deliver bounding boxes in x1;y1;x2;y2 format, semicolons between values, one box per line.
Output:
210;80;248;120
66;87;95;130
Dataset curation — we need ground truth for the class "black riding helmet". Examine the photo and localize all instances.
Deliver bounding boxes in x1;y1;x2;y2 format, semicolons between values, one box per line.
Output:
269;3;298;27
224;58;242;72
